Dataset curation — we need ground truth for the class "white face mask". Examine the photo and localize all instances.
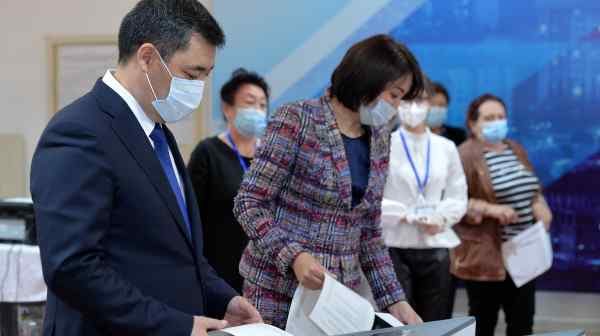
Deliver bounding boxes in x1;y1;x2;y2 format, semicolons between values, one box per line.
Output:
398;101;429;128
145;51;205;123
359;99;398;127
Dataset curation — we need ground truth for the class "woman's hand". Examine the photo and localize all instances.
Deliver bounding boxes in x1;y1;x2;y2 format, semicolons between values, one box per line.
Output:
292;252;328;290
485;204;518;225
417;215;445;236
420;224;444;236
532;196;553;230
387;301;423;325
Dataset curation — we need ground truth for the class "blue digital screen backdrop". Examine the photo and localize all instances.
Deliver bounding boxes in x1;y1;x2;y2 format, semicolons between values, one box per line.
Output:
214;0;600;292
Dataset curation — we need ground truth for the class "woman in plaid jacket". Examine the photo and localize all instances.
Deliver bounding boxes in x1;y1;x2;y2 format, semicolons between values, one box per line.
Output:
234;35;425;328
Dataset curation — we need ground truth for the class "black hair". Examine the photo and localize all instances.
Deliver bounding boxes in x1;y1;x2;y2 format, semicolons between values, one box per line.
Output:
330;34;424;111
419;74;434;99
220;68;270;106
118;0;225;64
431;82;450;104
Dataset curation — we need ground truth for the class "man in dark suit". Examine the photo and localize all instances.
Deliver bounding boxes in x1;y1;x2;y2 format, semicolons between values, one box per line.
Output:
30;1;261;335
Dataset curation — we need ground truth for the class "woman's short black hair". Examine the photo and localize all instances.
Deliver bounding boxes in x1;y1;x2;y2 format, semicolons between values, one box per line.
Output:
220;68;270;106
431;82;450;104
330;34;424;111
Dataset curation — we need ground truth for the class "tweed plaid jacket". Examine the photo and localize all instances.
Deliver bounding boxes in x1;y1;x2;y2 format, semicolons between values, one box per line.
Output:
233;96;404;309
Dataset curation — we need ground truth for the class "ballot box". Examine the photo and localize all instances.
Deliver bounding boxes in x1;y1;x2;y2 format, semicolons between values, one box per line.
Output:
530;330;586;336
208;317;476;336
336;317;476;336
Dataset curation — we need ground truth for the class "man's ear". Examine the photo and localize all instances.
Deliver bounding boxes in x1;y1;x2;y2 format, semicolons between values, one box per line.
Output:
136;43;157;73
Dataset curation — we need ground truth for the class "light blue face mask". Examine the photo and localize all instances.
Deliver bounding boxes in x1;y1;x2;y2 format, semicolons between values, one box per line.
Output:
234;107;267;138
359;99;398;127
145;51;205;123
426;106;448;128
481;119;508;143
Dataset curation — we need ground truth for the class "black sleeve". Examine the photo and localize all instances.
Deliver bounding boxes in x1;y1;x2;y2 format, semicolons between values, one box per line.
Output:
31;121;192;335
187;141;216;260
448;126;468;147
199;256;237;318
188;139;239;317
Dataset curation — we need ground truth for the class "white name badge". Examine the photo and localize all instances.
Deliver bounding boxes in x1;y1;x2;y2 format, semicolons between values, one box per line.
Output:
413;203;436;217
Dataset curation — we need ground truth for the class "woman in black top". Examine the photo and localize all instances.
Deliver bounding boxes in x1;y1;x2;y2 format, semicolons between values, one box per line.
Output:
187;69;270;292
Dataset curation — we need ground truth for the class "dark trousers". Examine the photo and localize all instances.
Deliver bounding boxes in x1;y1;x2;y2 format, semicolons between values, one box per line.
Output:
389;248;452;322
464;277;536;336
446;274;459;318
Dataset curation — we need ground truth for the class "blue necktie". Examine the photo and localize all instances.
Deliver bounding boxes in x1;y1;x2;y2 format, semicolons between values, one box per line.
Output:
149;124;192;237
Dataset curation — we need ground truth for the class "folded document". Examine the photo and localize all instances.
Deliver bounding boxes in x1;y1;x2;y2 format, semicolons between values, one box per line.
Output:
502;220;553;288
286;274;402;336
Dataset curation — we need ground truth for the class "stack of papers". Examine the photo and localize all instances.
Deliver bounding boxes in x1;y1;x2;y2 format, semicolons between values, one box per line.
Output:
220;323;293;336
502;221;553;288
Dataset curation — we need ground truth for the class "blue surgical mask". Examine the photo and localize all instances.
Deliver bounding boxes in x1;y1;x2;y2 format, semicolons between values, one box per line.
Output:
145;51;205;123
359;99;397;127
426;106;448;128
481;119;508;143
234;107;267;138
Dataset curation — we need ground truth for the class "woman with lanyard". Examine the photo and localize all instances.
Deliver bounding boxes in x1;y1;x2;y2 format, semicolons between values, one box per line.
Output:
233;35;425;328
381;84;467;322
187;68;269;292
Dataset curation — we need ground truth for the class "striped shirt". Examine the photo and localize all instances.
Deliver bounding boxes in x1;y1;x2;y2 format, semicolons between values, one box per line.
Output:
484;148;540;241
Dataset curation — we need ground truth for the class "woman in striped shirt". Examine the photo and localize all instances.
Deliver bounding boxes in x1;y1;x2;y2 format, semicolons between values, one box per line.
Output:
451;94;553;336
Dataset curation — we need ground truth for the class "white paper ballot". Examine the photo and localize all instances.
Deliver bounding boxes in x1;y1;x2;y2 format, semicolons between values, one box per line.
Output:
309;274;376;335
286;285;328;336
374;312;404;327
502;221;553;288
286;274;402;336
222;323;293;336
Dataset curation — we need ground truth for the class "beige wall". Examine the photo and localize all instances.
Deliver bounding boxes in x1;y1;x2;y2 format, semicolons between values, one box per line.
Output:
0;134;25;197
0;0;212;196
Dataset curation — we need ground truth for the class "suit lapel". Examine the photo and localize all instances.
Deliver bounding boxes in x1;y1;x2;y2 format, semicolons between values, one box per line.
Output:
355;125;389;211
315;97;353;209
163;126;205;257
316;97;390;211
91;80;194;250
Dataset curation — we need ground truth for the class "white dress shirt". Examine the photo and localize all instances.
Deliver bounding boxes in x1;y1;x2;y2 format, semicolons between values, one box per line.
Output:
102;70;185;201
381;127;467;249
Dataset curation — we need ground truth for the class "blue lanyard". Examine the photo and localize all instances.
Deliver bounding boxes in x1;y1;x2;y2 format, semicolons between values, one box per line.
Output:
226;133;249;172
400;131;431;197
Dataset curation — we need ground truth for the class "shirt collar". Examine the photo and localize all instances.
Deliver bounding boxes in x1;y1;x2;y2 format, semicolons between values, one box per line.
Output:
102;70;155;138
393;126;430;143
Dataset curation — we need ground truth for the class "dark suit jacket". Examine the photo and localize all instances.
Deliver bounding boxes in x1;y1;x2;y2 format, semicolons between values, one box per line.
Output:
30;79;237;336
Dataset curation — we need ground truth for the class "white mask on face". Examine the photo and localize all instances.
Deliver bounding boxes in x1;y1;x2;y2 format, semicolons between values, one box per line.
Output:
145;50;205;123
398;102;429;128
